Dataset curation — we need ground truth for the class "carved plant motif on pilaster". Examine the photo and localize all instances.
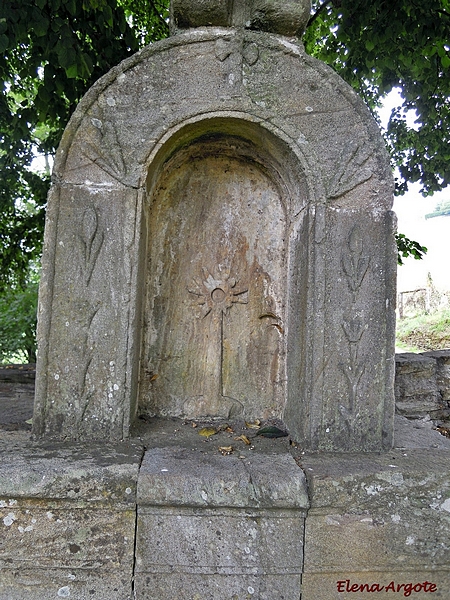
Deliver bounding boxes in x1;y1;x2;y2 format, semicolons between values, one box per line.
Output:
339;315;367;429
73;207;104;428
83;107;127;182
79;207;104;286
328;140;373;199
339;226;370;432
73;301;100;428
342;225;370;303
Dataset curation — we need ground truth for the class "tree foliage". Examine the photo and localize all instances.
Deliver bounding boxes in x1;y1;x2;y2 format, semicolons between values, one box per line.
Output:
1;0;448;289
395;233;427;266
0;274;38;363
305;0;450;197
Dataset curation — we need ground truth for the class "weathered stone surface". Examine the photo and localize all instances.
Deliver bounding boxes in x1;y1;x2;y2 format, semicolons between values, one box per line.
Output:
0;505;135;568
394;414;450;449
0;569;134;600
35;26;395;451
423;349;450;403
138;572;300;600
300;449;450;600
395;352;444;417
0;440;143;503
137;447;308;508
141;138;288;421
0;365;35;428
136;507;304;573
171;0;311;37
0;441;142;599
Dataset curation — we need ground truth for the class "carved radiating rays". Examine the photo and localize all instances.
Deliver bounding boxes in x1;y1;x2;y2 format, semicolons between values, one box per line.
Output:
188;268;249;319
328;141;373;199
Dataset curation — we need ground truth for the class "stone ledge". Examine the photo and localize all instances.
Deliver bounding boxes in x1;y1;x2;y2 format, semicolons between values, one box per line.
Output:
0;440;143;506
137;446;309;509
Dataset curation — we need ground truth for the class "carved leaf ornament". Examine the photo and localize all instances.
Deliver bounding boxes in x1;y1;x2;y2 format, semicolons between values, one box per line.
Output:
83;112;127;182
78;207;104;286
338;226;371;433
328;141;373;199
342;226;370;295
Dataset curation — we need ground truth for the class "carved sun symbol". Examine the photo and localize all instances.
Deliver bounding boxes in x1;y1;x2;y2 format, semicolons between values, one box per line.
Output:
188;268;248;318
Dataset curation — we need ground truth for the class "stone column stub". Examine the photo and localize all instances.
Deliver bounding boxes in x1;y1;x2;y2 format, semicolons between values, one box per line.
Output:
170;0;312;38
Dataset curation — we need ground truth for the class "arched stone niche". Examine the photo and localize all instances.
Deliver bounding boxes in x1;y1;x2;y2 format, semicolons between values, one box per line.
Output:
140;117;310;422
33;27;397;451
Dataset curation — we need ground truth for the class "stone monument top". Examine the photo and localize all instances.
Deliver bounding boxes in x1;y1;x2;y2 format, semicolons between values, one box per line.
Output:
33;0;396;451
171;0;311;37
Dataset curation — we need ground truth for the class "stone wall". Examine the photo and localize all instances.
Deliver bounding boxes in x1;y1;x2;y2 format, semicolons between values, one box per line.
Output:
395;350;450;419
0;365;35;430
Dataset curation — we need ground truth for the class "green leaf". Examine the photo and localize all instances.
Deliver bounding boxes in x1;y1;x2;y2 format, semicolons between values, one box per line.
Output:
441;54;450;69
0;34;8;52
66;0;77;16
255;426;288;438
33;16;49;37
56;44;76;69
65;63;78;78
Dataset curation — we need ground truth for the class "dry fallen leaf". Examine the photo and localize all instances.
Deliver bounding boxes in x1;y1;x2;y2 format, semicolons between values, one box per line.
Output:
198;427;217;438
234;434;251;445
218;446;234;455
245;419;261;430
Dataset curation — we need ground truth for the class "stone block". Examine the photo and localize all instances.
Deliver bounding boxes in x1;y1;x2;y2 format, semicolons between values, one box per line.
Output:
301;450;450;599
0;440;143;503
0;569;133;600
171;0;311;37
135;447;307;599
136;507;304;572
423;350;450;403
0;440;142;600
138;573;300;600
137;447;309;508
395;353;442;417
135;507;304;599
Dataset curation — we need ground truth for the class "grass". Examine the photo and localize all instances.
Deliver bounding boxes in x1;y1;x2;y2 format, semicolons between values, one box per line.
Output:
396;307;450;352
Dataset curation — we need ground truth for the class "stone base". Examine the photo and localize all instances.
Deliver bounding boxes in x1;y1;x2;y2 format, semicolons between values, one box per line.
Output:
135;448;308;599
1;418;450;599
300;423;450;600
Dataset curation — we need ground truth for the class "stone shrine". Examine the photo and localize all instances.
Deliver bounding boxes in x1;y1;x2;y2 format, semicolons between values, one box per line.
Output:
33;0;396;452
1;1;449;599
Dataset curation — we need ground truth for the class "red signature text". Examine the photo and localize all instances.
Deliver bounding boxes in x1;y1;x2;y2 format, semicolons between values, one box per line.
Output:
336;580;437;596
